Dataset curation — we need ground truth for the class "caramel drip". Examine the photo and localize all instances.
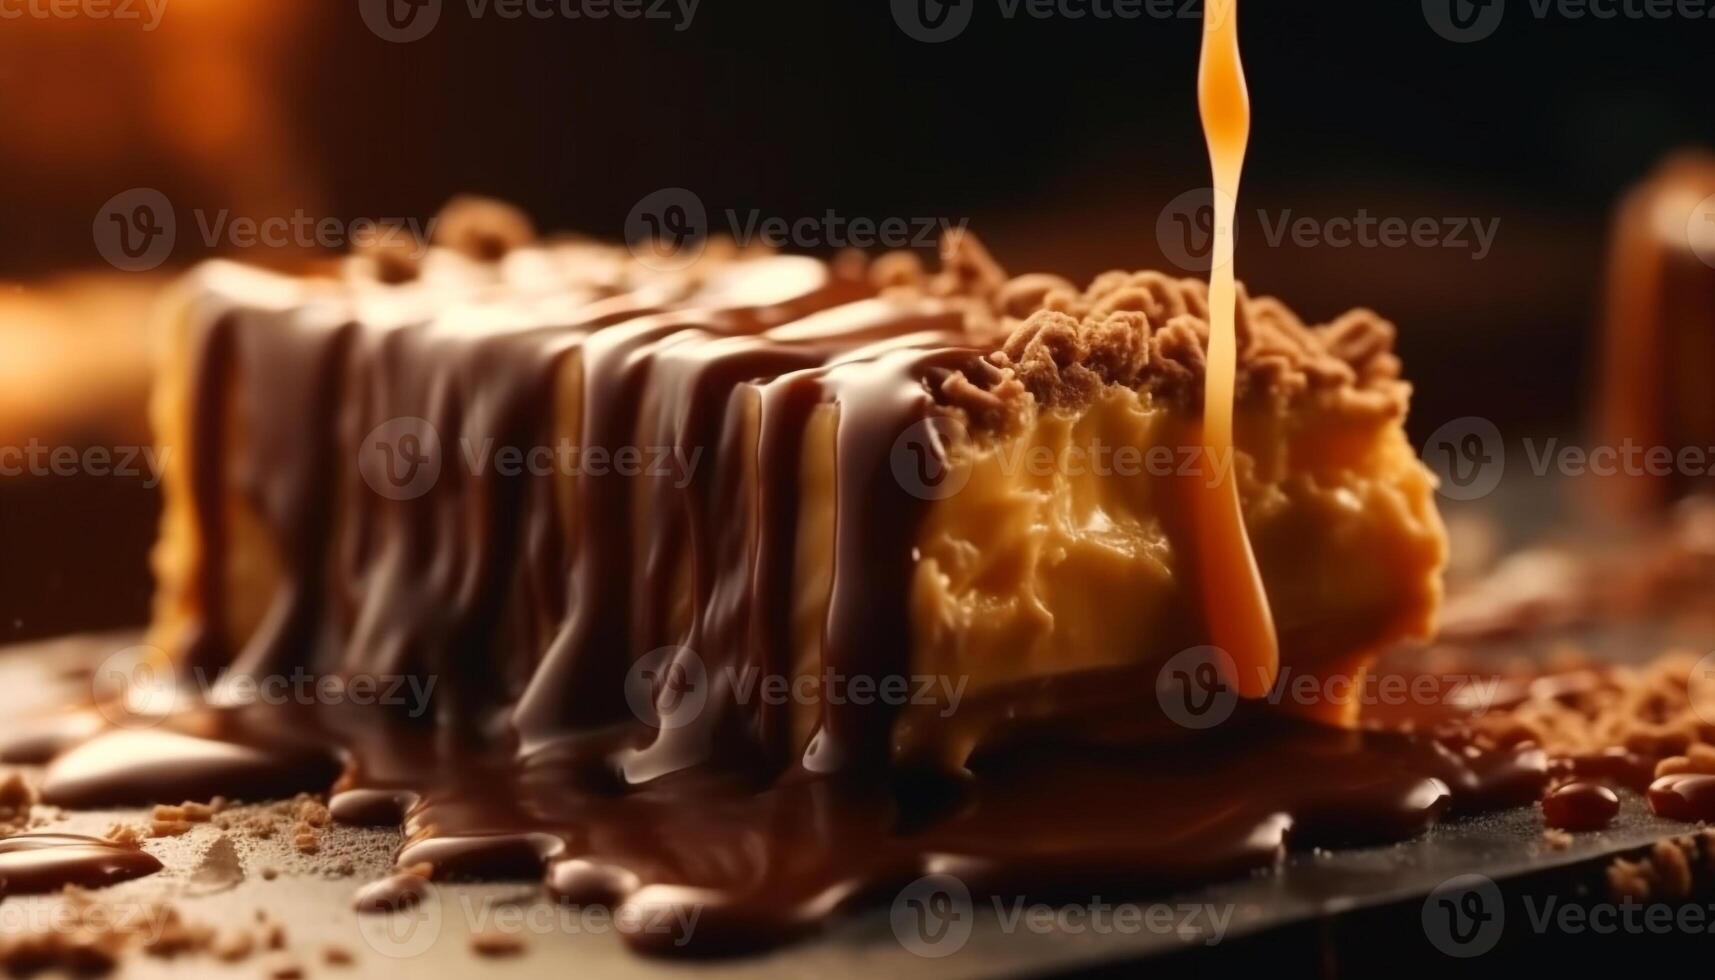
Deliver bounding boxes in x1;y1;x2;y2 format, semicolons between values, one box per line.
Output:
1194;0;1279;697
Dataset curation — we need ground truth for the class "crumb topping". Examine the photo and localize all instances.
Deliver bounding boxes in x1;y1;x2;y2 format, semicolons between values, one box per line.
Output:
337;198;1409;422
855;232;1411;423
978;274;1407;420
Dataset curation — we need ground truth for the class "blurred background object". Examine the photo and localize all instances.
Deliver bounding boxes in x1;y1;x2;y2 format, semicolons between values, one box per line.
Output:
0;1;1711;637
1594;153;1715;516
0;276;162;642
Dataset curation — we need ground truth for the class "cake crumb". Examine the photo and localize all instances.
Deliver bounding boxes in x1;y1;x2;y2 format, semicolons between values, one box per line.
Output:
323;944;354;967
292;824;321;854
103;823;144;848
1543;828;1574;850
1608;856;1654;901
180;799;219;823
142;907;215;957
1607;835;1707;902
150;818;193;838
262;866;280;881
0;770;36;811
470;930;526;958
210;927;255;963
262;922;287;951
1654;839;1695;899
243;814;279;839
1657;742;1715;778
262;952;304;979
296;800;331;828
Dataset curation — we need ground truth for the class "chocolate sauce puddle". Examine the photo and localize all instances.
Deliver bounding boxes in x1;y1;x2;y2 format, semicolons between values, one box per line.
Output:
0;834;163;896
23;695;1552;955
40;718;342;809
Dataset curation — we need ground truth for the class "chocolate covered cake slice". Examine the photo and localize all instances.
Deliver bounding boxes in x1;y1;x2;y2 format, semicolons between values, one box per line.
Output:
146;201;1446;777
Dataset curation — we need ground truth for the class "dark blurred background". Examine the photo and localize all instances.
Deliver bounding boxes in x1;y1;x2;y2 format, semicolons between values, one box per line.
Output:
0;0;1710;638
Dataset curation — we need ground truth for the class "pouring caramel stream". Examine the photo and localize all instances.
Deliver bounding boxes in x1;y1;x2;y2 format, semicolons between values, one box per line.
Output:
1194;0;1279;697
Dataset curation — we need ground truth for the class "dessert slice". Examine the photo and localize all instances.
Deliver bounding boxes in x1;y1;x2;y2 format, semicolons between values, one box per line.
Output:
146;202;1446;777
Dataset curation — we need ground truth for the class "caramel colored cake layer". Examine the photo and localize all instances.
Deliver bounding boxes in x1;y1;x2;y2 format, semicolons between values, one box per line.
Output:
147;202;1446;775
